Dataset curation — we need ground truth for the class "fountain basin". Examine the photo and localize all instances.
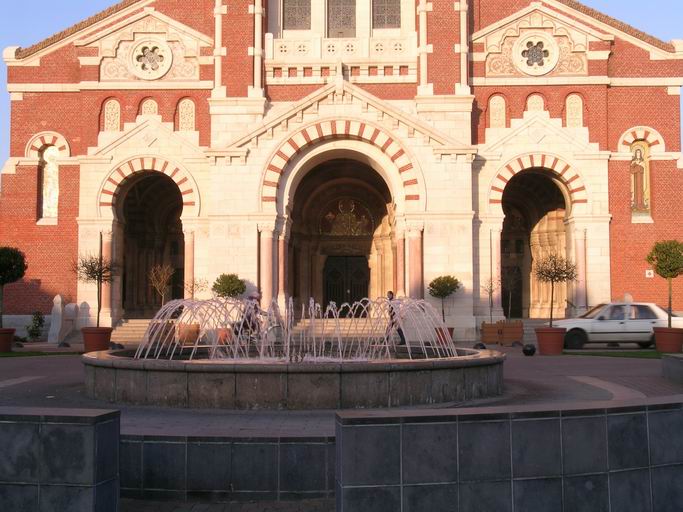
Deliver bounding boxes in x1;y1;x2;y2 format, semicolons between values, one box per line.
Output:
83;348;505;410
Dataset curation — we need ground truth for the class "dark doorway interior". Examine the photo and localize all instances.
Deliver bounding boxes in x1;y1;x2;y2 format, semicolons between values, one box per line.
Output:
323;256;369;309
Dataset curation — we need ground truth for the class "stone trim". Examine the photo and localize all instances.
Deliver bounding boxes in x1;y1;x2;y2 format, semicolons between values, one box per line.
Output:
25;131;71;158
260;119;421;208
618;126;666;153
488;153;589;206
97;156;200;218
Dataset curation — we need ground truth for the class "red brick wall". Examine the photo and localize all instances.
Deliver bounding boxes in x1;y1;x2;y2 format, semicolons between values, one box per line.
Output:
0;165;80;315
222;0;254;97
428;1;460;95
608;159;683;309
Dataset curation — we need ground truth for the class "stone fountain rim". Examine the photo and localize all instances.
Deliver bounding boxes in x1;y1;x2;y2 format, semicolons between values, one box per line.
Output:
82;348;506;373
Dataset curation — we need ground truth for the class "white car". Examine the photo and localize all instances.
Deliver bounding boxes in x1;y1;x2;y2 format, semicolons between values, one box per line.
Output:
552;302;683;349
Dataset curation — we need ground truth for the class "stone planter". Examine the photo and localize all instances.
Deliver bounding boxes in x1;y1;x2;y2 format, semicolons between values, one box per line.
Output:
535;327;566;355
0;328;15;353
654;327;683;353
81;327;113;353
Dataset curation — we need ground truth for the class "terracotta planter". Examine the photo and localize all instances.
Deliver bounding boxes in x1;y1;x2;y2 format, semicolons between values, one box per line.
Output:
81;327;113;353
0;328;16;353
217;327;233;344
654;327;683;353
435;327;455;343
178;324;200;345
535;327;566;356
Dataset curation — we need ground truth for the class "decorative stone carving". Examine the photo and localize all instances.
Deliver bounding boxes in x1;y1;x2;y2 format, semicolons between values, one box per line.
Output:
40;145;60;219
178;98;195;131
566;94;584;128
141;98;159;116
483;11;588;78
526;94;545;112
630;141;651;217
489;95;507;129
103;99;121;132
320;198;374;236
130;39;173;80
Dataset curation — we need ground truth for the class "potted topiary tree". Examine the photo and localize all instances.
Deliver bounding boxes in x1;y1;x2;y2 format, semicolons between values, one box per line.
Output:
428;275;461;342
533;254;578;355
0;247;28;353
646;240;683;352
73;243;115;353
212;273;247;298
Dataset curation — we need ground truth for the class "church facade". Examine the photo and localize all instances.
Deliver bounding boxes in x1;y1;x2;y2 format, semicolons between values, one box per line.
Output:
1;0;682;338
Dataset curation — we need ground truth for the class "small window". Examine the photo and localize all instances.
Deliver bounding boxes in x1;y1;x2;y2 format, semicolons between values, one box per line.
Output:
373;0;401;29
283;0;311;30
328;0;356;38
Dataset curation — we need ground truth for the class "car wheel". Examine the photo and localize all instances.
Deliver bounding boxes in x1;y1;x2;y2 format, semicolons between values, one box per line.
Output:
565;329;587;350
638;336;654;349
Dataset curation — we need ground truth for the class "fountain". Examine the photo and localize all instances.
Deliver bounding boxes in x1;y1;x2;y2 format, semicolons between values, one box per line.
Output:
83;297;505;409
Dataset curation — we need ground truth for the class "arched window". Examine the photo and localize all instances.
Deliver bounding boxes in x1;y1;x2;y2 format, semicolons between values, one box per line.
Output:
328;0;356;38
283;0;311;30
527;94;545;112
103;99;121;132
140;98;159;116
565;94;584;128
489;95;507;129
373;0;401;29
177;99;196;131
38;145;60;220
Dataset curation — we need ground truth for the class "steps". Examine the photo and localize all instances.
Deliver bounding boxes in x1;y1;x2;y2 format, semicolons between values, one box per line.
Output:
522;319;550;345
111;319;152;344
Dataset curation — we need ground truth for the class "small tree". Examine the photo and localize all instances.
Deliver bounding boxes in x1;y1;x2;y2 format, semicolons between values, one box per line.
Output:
502;266;521;319
481;276;499;323
0;247;28;329
149;264;175;306
73;249;114;328
184;277;209;299
534;254;577;328
428;275;462;323
212;273;247;299
646;240;683;328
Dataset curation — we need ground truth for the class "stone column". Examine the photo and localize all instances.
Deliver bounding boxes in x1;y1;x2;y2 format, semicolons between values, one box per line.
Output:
250;0;265;97
491;227;502;311
574;229;588;313
278;237;288;306
259;225;275;307
101;231;113;314
407;227;423;299
396;236;406;297
183;230;195;299
417;0;433;95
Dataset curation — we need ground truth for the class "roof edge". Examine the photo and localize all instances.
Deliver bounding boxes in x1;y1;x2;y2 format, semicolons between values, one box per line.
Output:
15;0;144;60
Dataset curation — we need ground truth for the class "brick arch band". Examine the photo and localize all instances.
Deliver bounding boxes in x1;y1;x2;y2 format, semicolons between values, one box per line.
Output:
260;120;422;207
97;156;200;218
25;131;71;158
489;153;588;206
618;126;666;153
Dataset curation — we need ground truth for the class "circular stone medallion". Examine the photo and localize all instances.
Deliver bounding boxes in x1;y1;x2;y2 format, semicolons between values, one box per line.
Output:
130;39;173;80
513;32;559;76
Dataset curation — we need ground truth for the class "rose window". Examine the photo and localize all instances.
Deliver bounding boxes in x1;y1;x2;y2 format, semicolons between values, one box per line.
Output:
130;39;173;80
522;42;549;67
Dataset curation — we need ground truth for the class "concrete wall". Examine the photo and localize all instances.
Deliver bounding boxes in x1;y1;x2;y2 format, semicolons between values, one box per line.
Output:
0;407;119;512
336;397;683;512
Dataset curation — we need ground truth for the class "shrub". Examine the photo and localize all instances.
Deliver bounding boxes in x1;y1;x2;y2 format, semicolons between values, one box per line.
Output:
533;254;577;327
646;240;683;328
26;311;45;341
428;275;461;323
0;247;28;329
212;274;247;298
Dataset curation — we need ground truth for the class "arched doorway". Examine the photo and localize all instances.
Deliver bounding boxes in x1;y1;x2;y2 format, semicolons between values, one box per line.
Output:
501;170;568;319
288;158;396;307
118;172;185;317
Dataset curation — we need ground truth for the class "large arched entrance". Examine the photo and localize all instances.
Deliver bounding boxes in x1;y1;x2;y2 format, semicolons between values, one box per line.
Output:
118;172;185;317
501;170;568;319
288;158;396;307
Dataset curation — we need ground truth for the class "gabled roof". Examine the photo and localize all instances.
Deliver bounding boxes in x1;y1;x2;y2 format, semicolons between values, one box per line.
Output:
15;0;144;59
554;0;674;52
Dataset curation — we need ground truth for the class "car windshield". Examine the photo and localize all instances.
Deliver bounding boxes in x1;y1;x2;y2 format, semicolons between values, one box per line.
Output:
580;304;607;319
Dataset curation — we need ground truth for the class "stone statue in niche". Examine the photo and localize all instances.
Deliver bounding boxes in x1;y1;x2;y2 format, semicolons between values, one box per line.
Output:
41;145;60;218
630;141;651;215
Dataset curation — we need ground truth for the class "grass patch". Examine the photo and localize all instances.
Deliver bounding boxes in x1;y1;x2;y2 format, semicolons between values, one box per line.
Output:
563;350;662;359
0;351;82;358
